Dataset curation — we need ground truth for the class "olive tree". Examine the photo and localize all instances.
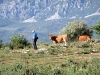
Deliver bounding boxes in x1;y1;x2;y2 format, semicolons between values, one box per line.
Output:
60;20;93;41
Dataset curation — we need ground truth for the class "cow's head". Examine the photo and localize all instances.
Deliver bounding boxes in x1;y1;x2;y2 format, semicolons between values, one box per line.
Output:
48;34;57;40
49;34;58;44
48;34;53;40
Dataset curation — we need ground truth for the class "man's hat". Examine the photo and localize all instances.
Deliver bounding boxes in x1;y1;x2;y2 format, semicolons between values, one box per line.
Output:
32;30;35;33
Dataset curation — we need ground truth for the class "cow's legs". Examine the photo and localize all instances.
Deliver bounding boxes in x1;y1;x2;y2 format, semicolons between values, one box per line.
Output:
63;39;67;46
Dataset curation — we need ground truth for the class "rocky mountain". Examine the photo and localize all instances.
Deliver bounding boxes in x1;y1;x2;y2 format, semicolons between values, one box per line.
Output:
0;0;100;22
0;0;100;43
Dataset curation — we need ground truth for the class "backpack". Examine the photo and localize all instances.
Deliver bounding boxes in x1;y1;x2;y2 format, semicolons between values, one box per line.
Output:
36;37;38;39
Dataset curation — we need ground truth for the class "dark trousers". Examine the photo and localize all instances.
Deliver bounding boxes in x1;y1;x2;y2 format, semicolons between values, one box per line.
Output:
33;38;37;50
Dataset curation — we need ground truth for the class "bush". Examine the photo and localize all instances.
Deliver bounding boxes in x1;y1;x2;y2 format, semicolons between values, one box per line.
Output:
70;41;91;48
9;33;31;49
3;47;11;53
52;68;61;75
0;40;3;48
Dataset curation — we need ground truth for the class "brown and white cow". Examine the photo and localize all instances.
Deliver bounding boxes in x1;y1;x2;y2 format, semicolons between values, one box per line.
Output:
78;35;91;41
48;34;68;46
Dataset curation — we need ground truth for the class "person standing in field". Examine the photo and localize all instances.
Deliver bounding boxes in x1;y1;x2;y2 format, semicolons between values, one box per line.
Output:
32;30;38;50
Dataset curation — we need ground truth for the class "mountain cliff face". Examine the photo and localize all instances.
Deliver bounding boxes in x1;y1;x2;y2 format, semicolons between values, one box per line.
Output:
0;0;100;22
0;0;100;43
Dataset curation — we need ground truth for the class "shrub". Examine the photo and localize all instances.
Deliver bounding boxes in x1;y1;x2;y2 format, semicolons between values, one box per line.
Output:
52;68;61;75
9;33;31;49
0;40;3;48
70;41;91;48
3;47;11;53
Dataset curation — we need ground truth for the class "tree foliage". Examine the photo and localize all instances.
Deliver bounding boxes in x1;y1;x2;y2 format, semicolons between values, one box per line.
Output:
60;20;93;41
92;22;100;34
9;33;31;49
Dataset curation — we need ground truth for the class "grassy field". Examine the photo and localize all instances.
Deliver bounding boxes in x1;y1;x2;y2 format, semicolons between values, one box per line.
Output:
0;41;100;75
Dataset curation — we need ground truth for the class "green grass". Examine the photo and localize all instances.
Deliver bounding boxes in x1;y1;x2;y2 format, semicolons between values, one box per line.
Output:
0;42;100;75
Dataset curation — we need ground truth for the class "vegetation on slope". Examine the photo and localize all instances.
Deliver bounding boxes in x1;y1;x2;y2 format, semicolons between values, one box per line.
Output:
0;41;100;75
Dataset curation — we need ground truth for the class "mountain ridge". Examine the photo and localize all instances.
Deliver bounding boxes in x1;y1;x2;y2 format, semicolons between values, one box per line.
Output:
0;0;100;22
